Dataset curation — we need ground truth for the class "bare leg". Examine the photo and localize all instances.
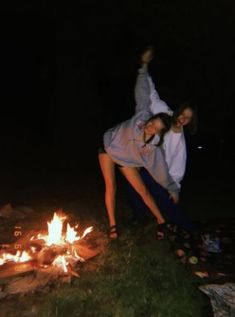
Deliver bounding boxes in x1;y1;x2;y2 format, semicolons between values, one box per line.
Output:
119;166;165;224
98;153;117;238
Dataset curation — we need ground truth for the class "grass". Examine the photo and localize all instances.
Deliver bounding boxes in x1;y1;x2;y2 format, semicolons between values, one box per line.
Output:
35;222;206;317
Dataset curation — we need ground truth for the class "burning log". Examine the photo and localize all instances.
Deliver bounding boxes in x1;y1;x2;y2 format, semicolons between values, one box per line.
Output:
36;245;67;265
0;211;105;297
73;243;101;261
0;261;36;279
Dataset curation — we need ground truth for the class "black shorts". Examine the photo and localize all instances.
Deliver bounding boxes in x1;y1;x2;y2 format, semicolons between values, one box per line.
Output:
98;141;107;154
97;141;124;168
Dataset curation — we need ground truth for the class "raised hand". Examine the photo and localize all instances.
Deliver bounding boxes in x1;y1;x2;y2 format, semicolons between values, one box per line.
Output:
169;191;179;204
141;46;154;65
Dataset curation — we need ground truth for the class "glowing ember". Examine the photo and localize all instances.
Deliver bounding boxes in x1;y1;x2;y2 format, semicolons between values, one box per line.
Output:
73;249;85;262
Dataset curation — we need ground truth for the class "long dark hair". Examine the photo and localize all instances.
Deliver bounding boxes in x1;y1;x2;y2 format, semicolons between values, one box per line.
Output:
145;112;172;146
172;102;197;135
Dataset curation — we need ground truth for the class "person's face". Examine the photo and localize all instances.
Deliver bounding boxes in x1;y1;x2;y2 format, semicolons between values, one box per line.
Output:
144;118;165;136
176;108;194;127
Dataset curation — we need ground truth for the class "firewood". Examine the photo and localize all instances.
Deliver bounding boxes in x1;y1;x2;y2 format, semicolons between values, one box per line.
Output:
37;245;67;265
74;243;100;261
0;261;36;279
3;267;71;296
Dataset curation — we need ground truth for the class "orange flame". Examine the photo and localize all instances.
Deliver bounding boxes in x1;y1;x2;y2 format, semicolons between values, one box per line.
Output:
0;250;32;266
65;223;80;244
52;255;68;273
81;226;93;239
46;212;66;246
0;212;93;274
40;212;93;246
65;224;93;244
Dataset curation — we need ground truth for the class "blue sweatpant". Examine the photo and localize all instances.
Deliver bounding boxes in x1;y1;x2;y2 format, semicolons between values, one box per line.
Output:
125;168;196;232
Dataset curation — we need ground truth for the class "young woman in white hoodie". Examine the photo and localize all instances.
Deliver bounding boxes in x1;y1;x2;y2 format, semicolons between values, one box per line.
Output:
126;48;197;231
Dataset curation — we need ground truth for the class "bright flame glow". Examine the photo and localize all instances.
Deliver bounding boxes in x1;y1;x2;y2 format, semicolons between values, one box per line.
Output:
19;251;32;262
46;213;66;246
39;212;93;246
0;250;32;266
52;255;68;272
65;223;80;244
0;211;93;275
81;226;93;239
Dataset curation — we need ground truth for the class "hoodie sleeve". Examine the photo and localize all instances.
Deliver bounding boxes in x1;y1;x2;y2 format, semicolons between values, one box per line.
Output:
145;146;180;194
147;75;173;115
134;65;152;114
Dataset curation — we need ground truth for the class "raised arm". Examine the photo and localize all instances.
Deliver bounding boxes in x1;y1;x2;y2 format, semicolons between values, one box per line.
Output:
134;47;173;116
134;64;151;113
148;76;173;115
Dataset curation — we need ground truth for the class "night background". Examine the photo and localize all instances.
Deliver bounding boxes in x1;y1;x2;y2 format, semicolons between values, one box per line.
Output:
0;0;234;210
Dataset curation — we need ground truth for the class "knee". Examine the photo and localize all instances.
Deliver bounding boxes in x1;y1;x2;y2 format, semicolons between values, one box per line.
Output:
106;182;116;196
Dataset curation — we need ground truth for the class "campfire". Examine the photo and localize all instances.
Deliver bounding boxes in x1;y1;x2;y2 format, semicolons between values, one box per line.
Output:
0;211;103;297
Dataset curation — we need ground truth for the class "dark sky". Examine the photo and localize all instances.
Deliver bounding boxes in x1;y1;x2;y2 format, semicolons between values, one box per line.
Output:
0;0;234;152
